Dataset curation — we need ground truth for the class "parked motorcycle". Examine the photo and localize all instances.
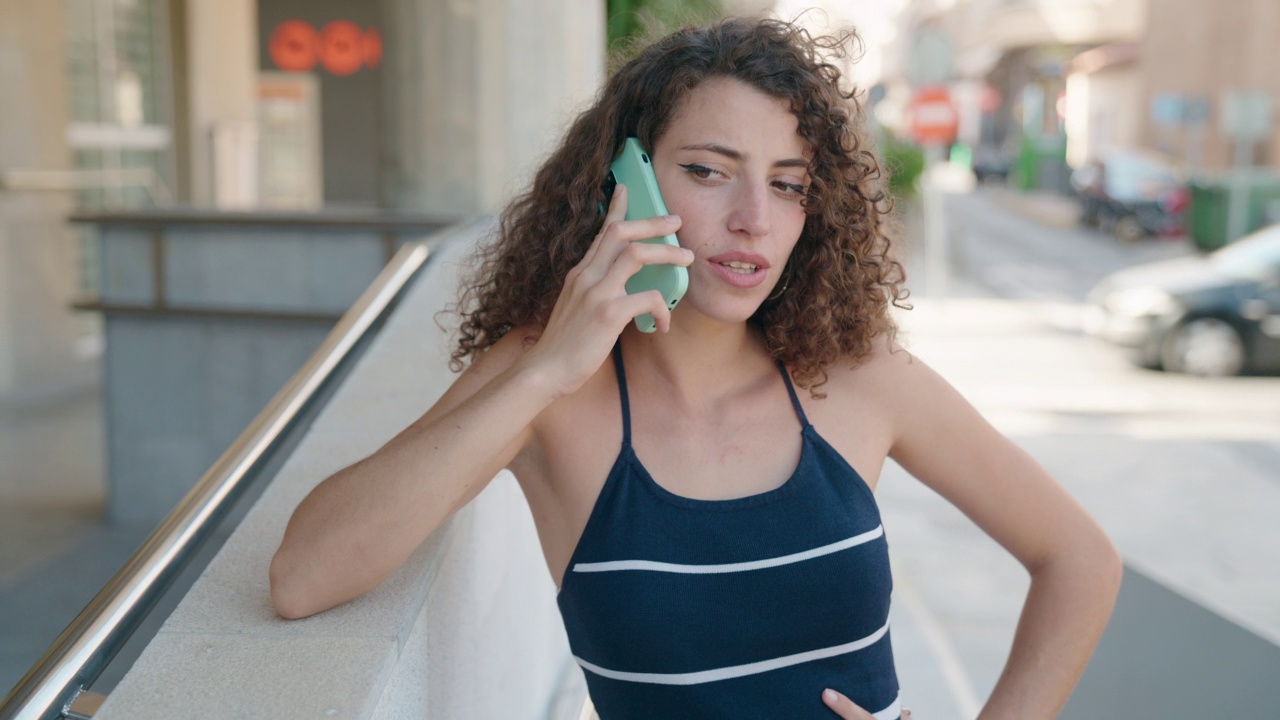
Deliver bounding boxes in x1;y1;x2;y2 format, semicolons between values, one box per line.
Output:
1072;151;1189;242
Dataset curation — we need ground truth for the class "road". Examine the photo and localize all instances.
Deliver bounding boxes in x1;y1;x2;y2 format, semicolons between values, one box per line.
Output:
884;187;1280;719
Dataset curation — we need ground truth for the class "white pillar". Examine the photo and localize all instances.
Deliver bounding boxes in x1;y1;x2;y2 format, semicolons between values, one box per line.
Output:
381;0;605;215
183;0;259;207
0;0;98;403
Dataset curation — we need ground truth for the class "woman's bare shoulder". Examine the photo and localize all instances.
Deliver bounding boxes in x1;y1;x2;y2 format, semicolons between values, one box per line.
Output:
822;331;920;396
818;332;937;433
825;330;984;452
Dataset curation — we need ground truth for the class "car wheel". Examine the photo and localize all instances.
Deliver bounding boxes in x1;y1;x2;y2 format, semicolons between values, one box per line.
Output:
1160;317;1247;376
1114;215;1147;243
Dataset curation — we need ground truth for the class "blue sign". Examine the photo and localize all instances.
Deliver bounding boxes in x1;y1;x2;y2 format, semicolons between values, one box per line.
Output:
1151;93;1184;128
1182;96;1211;126
1223;91;1274;140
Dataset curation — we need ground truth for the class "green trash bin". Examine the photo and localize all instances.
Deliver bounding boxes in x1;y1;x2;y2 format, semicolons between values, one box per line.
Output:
1187;181;1229;250
1013;133;1070;193
1187;171;1280;250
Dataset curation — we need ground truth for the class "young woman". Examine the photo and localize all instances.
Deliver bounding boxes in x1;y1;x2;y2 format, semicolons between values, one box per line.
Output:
270;17;1122;720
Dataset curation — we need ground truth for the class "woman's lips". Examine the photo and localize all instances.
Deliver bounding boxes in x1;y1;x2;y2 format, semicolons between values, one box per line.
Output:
705;252;770;289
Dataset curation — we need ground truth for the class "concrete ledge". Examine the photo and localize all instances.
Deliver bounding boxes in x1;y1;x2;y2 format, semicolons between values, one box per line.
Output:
96;221;583;719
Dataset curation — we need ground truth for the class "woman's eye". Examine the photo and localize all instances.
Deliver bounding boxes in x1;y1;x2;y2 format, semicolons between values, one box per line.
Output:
775;181;808;197
679;163;719;180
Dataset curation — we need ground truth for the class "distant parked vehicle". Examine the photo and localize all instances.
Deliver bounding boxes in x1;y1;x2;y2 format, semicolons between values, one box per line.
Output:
1072;150;1190;242
1085;224;1280;376
971;142;1012;185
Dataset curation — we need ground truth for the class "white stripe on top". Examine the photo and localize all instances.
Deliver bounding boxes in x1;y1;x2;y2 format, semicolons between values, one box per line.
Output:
572;525;884;576
574;621;889;686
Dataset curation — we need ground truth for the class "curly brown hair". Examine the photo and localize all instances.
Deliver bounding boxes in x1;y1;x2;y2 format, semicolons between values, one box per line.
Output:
450;16;909;394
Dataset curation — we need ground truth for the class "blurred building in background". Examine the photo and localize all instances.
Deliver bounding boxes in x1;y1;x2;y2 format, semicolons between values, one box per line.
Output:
0;1;97;406
884;0;1279;193
4;1;1278;485
0;0;605;407
1130;0;1280;172
0;0;607;536
0;0;778;524
891;0;1145;191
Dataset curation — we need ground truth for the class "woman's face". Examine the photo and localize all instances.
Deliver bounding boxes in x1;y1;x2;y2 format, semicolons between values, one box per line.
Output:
649;77;811;326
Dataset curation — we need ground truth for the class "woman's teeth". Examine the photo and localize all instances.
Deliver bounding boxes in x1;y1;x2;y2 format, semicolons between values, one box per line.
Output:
719;261;758;274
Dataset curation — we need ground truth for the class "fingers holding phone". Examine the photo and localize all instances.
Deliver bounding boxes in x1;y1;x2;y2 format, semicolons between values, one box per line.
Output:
524;182;692;398
571;184;689;303
610;138;689;332
592;182;691;329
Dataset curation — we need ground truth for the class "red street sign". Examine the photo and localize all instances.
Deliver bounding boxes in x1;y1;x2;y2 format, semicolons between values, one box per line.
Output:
908;86;959;146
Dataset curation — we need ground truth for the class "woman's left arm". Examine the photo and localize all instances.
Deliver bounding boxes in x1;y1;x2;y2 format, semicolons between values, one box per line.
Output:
881;349;1123;720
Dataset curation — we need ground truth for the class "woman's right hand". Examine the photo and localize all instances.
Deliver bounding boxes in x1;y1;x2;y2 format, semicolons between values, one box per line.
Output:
521;183;693;398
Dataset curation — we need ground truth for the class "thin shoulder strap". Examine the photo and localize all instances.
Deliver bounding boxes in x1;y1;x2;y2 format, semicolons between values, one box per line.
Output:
612;342;632;446
777;361;812;428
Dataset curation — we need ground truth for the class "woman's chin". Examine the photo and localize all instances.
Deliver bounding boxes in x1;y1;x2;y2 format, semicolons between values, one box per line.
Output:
671;293;764;329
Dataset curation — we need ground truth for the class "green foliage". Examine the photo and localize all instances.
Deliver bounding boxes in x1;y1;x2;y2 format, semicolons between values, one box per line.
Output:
880;133;926;200
602;3;921;205
607;0;725;50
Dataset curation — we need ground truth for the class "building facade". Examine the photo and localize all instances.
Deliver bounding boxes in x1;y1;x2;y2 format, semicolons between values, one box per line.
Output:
1133;0;1280;171
893;0;1279;181
0;0;605;404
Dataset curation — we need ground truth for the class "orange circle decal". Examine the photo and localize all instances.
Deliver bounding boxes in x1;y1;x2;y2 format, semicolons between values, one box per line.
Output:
320;20;364;76
362;28;383;69
268;20;319;73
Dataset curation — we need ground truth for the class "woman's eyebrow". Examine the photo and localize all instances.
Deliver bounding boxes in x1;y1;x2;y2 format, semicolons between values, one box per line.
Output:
678;143;809;170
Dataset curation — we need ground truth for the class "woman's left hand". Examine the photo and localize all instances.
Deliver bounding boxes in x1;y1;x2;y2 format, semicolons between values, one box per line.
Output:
821;689;912;719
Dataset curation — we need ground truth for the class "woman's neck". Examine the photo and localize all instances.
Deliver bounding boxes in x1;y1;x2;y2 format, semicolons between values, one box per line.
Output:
619;311;774;412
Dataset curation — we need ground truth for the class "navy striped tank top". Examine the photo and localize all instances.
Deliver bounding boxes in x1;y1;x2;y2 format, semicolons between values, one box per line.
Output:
556;344;900;719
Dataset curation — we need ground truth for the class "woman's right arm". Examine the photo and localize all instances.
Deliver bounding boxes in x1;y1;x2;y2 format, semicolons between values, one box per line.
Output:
269;185;691;619
269;331;553;619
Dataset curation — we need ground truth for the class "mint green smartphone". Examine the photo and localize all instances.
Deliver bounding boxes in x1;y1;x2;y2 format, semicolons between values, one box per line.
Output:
608;138;689;333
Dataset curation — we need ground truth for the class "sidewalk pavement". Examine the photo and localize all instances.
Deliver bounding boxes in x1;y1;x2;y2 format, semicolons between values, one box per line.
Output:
0;385;123;694
982;186;1082;230
0;386;106;589
883;297;1280;719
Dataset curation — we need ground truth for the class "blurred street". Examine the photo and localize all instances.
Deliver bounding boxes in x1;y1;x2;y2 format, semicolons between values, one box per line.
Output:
944;188;1192;301
883;185;1280;719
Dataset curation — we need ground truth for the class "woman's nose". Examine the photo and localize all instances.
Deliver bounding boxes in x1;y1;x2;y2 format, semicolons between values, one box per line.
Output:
727;181;771;238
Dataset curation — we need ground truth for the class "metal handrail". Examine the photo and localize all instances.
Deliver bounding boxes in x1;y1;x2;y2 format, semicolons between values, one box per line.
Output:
0;222;461;719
